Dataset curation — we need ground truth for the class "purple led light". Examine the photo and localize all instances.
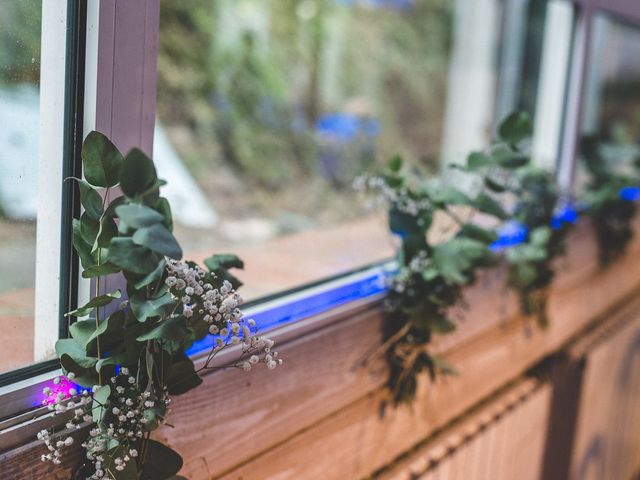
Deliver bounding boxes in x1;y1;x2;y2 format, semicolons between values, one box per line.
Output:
41;376;86;405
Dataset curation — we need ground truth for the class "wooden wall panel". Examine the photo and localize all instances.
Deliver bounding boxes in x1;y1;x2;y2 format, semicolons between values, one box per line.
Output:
201;233;640;480
157;222;640;479
570;306;640;480
380;380;551;480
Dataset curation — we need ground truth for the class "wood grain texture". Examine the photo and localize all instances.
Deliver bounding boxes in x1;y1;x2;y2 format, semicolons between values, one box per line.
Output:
3;222;640;479
217;234;640;479
569;304;640;480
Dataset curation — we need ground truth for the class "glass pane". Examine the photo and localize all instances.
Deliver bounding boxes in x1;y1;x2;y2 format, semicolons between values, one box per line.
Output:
156;0;572;302
578;14;640;187
0;1;42;374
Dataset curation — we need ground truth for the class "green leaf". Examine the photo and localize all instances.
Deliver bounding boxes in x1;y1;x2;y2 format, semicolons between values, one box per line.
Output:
115;203;165;228
79;212;100;246
134;258;167;290
155;197;174;231
389;208;426;237
484;176;507;193
82;131;124;188
136;316;187;342
430;316;456;333
498;111;532;145
459;224;497;244
140;440;183;480
73;219;95;269
388;155;403;173
92;384;111;423
76;179;104;220
466;151;493;171
166;359;202;395
120;148;158;198
132;223;183;259
130;292;174;323
474;193;508;219
108;237;160;274
203;254;244;271
66;290;121;318
530;226;551;246
81;262;121;278
433;238;487;285
92;216;118;253
55;338;98;369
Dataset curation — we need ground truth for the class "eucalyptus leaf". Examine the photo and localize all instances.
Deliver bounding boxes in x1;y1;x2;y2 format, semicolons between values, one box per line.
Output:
388;155;403;173
82;131;124;188
130;292;174;323
79;212;100;246
140;440;183;480
108;237;160;274
466;151;493;171
474;193;508;219
203;254;244;271
498;111;532;145
134;258;167;290
92;216;119;252
120;148;158;198
66;290;121;318
155;196;174;231
92;385;111;423
132;223;182;259
115;203;165;228
73;219;96;269
136;316;187;342
81;262;121;279
76;179;104;220
166;359;202;395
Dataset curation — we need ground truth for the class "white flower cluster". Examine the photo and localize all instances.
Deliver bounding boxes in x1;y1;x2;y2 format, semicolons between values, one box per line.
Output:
388;250;431;295
39;372;90;465
354;174;431;217
38;368;159;478
81;368;158;479
165;259;282;371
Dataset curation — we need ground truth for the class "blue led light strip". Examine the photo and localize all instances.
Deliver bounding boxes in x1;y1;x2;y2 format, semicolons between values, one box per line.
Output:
186;262;396;356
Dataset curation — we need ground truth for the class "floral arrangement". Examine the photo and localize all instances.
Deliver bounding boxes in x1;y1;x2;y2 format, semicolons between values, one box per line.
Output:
38;132;281;479
355;157;498;403
356;112;578;403
463;112;575;327
581;134;640;266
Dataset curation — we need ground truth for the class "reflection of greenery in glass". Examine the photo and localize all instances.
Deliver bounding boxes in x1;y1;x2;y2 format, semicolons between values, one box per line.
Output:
0;0;42;85
157;0;453;192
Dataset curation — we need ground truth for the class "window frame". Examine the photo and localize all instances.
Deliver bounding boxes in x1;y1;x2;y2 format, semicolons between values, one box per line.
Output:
0;0;85;389
2;0;640;454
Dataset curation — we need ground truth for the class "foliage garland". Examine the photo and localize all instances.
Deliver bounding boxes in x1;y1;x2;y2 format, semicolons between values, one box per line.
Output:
581;135;640;266
358;112;579;403
38;132;281;480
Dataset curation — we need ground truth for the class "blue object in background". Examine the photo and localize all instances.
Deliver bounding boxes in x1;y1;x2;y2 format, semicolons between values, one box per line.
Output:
551;199;579;230
186;265;393;357
315;113;380;142
619;186;640;202
489;220;529;252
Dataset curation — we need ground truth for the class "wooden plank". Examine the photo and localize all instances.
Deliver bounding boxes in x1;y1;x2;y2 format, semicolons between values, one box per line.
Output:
149;223;640;479
569;308;640;480
381;380;546;480
220;265;640;480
